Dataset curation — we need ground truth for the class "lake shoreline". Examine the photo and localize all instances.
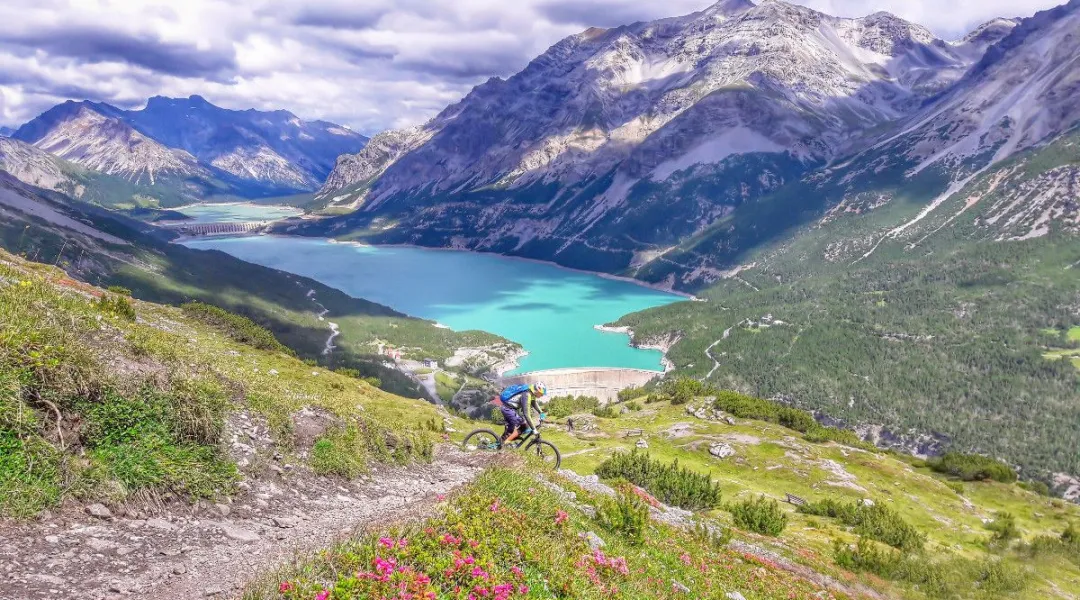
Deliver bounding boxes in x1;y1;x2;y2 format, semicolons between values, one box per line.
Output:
327;238;700;300
181;232;683;376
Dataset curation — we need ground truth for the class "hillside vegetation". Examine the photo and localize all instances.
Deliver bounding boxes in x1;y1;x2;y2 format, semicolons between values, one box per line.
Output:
0;248;444;518
618;134;1080;485
0;178;516;399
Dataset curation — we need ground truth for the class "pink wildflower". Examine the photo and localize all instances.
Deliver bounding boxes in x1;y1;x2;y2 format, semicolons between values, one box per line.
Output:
278;581;293;593
379;537;395;549
680;552;692;565
314;590;330;600
554;509;569;525
518;585;529;594
489;499;500;512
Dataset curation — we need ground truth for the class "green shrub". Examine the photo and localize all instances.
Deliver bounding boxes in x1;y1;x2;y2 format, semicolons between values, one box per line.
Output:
180;301;292;354
729;496;787;536
545;395;599;418
596;449;722;511
592;405;618;419
799;498;924;551
617;386;645;402
804;425;878;451
626;401;642;412
1018;480;1051;496
986;512;1021;547
662;378;704;405
978;559;1029;594
946;481;965;495
927;452;1016;483
97;294;136;321
596;490;650;545
311;425;369;478
711;390;816;433
692;520;732;549
106;285;132;296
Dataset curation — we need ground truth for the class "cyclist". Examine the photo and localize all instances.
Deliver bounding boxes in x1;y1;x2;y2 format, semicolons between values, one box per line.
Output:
496;382;547;445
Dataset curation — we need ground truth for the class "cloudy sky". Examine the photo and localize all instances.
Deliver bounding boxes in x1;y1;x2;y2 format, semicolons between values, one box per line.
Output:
0;0;1064;134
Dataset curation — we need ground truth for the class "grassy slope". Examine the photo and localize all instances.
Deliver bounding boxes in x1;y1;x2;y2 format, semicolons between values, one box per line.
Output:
0;180;514;397
0;248;444;518
245;395;1080;600
617;132;1080;483
541;399;1080;598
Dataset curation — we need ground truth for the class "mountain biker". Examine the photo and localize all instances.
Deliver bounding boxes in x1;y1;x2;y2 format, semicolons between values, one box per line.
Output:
496;382;547;445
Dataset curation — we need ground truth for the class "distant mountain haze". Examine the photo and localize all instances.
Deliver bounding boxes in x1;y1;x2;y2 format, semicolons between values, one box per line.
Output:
12;95;368;197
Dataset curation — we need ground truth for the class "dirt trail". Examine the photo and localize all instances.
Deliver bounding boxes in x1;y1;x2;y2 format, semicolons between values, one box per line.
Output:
0;447;486;600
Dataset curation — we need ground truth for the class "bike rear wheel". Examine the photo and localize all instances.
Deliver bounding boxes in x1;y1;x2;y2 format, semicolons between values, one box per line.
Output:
462;429;502;453
528;439;562;468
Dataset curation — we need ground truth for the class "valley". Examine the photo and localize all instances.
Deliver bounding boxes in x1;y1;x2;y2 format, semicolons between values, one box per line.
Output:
1;0;1079;598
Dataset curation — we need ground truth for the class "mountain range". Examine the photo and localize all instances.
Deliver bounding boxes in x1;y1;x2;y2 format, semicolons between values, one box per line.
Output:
8;95;368;204
301;0;1077;289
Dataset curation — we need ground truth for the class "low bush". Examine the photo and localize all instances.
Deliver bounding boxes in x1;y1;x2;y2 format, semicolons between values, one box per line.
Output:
985;511;1021;547
626;401;642;412
1018;480;1051;496
97;293;137;321
592;405;618;419
596;490;650;545
711;391;816;433
106;285;132;296
834;538;1031;598
1024;523;1080;566
596;449;722;511
927;452;1017;483
729;496;787;536
181;301;292;355
798;498;924;551
311;426;368;478
804;425;878;451
545;395;599;418
692;520;732;549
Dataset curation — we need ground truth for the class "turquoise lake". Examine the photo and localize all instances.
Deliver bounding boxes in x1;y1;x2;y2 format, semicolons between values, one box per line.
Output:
175;203;304;223
183;235;684;374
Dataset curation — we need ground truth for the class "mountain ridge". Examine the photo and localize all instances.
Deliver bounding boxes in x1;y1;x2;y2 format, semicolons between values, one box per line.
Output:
12;95;368;200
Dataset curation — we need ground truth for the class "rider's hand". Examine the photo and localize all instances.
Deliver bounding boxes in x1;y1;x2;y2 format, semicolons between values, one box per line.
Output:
540;412;547;422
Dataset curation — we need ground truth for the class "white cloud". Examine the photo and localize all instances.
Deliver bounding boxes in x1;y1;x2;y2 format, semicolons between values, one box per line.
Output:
0;0;1067;134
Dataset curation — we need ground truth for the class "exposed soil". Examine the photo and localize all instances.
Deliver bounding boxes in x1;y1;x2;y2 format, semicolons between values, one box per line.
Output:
0;446;487;600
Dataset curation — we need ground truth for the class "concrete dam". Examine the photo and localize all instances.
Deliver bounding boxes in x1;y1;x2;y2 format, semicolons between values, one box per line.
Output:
160;221;268;236
498;368;661;403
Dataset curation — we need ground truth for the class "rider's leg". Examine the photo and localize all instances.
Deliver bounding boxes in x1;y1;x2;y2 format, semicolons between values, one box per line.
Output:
500;406;524;444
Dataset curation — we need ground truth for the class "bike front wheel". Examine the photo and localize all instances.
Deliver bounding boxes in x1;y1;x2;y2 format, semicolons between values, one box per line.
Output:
462;429;502;453
528;439;562;469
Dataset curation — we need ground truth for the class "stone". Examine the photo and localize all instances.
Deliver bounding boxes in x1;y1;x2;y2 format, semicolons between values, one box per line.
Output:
859;498;875;507
86;504;114;520
173;564;188;575
636;439;649;449
215;503;231;518
582;531;605;550
44;535;60;544
673;580;690;593
146;518;178;531
204;587;225;597
86;538;118;551
709;443;736;459
219;524;260;542
724;417;737;426
726;593;747;600
272;516;299;529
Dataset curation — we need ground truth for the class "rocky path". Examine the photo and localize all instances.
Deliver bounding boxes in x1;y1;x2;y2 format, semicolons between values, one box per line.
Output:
0;447;486;600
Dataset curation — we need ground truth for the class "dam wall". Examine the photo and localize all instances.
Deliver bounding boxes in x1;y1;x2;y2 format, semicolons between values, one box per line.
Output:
498;368;661;403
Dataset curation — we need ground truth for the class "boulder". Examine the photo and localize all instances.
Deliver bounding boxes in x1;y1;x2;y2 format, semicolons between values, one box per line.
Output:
582;531;606;550
636;439;649;449
709;443;736;459
86;503;113;520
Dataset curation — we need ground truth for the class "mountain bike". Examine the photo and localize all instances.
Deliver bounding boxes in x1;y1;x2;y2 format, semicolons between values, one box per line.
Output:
461;419;562;468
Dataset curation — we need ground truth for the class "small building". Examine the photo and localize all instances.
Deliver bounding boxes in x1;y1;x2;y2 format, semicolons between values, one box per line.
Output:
422;358;439;369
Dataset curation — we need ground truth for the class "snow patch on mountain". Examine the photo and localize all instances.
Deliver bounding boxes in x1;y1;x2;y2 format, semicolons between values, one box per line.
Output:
651;127;785;180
